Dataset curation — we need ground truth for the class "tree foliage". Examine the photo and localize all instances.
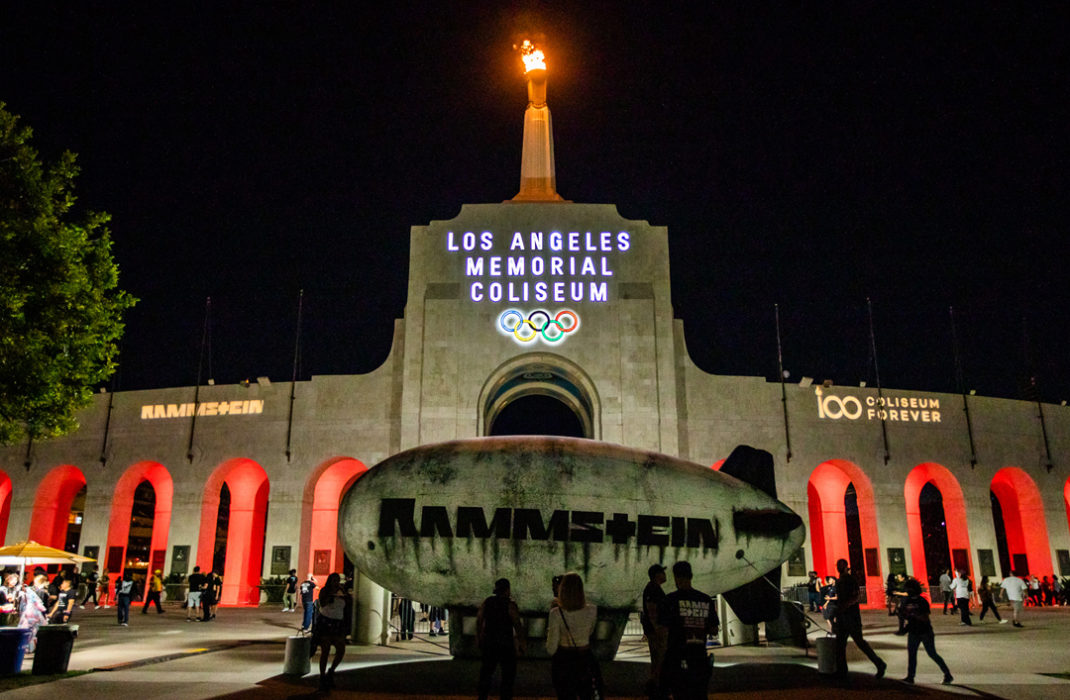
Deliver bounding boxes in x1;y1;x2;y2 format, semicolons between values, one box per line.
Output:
0;102;135;445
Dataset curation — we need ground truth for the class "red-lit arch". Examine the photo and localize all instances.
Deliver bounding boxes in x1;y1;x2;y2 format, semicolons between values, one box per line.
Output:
991;467;1052;576
299;457;369;579
29;465;87;550
0;471;12;545
1065;478;1070;540
807;460;882;605
105;461;173;579
905;462;972;585
711;459;725;471
197;459;269;606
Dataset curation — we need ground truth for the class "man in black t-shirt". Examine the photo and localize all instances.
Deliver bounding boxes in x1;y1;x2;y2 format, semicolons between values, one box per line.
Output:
300;575;317;632
641;563;668;695
186;567;205;621
658;561;719;700
476;578;525;700
49;579;75;623
283;569;298;612
831;558;886;679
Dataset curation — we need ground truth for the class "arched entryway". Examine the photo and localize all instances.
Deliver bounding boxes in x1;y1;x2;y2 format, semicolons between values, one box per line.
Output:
197;459;269;606
990;467;1052;577
104;461;173;580
905;463;972;586
300;457;368;579
0;471;11;545
479;353;599;438
807;460;882;604
29;465;87;552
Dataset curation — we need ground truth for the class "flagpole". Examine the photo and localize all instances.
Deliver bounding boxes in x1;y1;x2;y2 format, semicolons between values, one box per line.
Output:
187;297;211;463
775;304;792;463
949;307;977;467
286;290;304;462
867;298;890;464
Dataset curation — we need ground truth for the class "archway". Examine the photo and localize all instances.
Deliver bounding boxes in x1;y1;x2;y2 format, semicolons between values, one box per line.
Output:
990;467;1052;577
1065;478;1070;542
29;465;87;551
197;459;269;606
0;471;11;545
479;352;599;439
488;394;585;436
300;458;369;579
905;463;972;586
807;460;882;604
105;461;173;579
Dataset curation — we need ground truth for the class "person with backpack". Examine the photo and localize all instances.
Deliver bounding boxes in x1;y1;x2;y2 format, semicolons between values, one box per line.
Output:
897;578;953;685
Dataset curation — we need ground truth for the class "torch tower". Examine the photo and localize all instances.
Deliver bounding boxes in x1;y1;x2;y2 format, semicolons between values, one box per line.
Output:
512;40;565;202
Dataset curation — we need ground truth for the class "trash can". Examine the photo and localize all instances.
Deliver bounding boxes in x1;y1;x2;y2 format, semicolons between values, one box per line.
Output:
283;635;311;676
31;624;78;675
816;636;837;674
0;627;33;675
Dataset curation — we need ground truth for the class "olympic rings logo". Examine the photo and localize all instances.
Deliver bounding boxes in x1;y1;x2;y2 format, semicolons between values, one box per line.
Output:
498;308;581;344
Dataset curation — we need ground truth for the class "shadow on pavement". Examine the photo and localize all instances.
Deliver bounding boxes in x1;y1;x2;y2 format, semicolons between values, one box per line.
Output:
215;659;963;699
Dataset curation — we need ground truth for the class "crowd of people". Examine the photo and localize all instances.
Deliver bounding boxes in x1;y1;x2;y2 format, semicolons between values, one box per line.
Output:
475;561;719;700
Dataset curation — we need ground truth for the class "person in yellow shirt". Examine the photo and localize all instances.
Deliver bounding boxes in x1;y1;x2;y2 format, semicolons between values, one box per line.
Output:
142;569;165;614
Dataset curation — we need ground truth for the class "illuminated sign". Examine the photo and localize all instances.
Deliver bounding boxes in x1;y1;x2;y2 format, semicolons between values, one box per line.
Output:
498;308;580;345
446;229;631;304
815;388;941;423
140;400;265;420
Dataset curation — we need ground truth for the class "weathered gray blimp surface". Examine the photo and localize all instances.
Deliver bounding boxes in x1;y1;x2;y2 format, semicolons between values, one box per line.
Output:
340;437;805;613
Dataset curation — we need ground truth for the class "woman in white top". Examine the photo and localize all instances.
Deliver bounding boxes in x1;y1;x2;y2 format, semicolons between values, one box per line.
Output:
546;572;602;699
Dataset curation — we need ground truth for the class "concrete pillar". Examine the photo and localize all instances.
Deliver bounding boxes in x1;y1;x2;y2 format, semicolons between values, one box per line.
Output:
354;574;388;645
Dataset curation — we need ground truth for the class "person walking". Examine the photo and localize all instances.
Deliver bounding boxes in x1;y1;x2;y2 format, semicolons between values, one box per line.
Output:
830;558;886;680
315;572;350;691
476;577;526;700
897;578;953;685
938;569;953;614
977;576;1006;624
96;569;111;609
79;567;98;609
952;570;972;626
282;569;298;612
186;566;205;622
115;571;135;626
658;561;720;700
1028;575;1041;606
142;569;164;614
1000;571;1028;627
641;564;668;697
299;574;317;633
547;572;602;700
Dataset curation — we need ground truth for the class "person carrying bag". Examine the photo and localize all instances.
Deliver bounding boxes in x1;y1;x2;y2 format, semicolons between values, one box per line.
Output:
546;572;603;700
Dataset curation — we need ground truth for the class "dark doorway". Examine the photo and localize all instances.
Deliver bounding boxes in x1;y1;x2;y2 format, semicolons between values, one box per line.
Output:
991;490;1012;576
919;482;951;585
844;484;866;578
213;483;231;575
488;394;584;437
63;485;87;554
125;480;155;573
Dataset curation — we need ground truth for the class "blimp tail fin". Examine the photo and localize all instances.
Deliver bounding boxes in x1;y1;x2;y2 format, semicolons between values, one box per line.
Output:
718;444;777;498
720;445;784;624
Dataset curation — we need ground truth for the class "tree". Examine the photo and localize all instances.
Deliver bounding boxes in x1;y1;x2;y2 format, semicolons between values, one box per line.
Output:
1;102;135;445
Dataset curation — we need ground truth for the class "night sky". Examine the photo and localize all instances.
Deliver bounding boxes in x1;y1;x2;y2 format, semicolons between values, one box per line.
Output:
4;3;1068;403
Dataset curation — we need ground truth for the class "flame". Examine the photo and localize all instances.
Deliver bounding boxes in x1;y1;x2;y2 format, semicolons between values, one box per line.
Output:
519;39;546;73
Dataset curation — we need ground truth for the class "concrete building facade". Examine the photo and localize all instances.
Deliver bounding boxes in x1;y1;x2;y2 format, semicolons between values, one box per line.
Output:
3;46;1069;644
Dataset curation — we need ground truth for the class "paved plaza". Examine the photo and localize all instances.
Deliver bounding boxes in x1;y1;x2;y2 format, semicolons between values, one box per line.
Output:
3;601;1070;699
